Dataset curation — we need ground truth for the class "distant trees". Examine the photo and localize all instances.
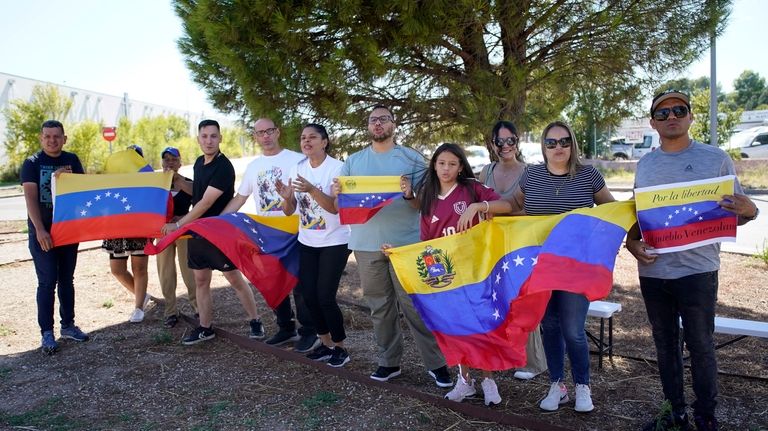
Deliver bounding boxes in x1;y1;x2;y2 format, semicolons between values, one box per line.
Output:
732;70;768;111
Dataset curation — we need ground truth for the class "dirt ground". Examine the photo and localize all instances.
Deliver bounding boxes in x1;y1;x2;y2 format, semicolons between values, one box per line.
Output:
0;219;766;431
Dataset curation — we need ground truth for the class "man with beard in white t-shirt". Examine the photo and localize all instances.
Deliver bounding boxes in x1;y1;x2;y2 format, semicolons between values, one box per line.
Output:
222;118;318;353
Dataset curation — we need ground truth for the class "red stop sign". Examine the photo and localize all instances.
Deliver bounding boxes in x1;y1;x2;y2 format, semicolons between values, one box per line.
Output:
102;127;117;142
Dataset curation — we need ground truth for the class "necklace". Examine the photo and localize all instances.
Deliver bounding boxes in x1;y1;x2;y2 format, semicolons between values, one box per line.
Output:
548;170;569;196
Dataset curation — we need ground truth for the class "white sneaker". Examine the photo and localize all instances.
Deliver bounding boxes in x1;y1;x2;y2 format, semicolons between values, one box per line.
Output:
513;370;540;380
539;381;569;411
444;374;476;402
129;308;145;323
574;384;594;412
481;378;501;406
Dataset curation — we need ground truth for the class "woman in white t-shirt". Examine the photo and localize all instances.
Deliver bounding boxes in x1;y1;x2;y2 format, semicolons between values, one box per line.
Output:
276;124;351;367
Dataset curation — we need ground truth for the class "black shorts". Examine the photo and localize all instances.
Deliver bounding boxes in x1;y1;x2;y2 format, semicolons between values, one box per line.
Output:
187;237;237;272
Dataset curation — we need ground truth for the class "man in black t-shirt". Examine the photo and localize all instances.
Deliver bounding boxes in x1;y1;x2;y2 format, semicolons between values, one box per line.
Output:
21;120;89;355
160;120;266;345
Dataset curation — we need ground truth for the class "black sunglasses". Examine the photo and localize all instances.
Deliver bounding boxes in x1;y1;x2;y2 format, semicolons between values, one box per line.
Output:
543;137;573;149
494;136;519;148
653;105;689;121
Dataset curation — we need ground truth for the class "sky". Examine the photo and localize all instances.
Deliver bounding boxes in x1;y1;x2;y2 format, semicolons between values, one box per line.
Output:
1;0;766;114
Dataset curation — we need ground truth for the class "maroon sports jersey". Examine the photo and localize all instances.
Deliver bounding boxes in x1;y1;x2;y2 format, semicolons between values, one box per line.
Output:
420;180;500;241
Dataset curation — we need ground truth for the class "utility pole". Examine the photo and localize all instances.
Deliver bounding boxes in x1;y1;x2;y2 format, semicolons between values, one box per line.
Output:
709;26;718;146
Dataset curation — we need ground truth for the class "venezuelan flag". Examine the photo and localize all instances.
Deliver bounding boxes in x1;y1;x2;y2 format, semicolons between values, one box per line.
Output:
337;176;401;224
50;171;173;247
104;149;154;173
145;214;300;309
388;201;636;370
635;176;736;253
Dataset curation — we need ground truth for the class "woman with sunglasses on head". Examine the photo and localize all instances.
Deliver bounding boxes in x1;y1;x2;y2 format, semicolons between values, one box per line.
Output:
459;121;614;413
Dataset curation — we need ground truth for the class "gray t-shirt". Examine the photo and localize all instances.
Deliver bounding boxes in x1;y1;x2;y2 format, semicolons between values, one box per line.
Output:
634;140;743;279
340;145;426;251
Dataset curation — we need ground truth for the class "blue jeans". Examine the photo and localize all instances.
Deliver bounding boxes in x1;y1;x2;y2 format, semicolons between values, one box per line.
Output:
29;230;79;334
640;271;718;418
541;290;590;385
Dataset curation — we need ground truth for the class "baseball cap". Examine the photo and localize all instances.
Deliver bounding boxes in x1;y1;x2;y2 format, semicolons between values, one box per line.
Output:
161;146;181;158
127;144;144;157
650;89;691;115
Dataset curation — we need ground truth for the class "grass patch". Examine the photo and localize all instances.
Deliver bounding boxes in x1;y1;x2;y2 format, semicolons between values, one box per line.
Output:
302;391;340;429
755;240;768;267
596;167;635;184
0;323;14;337
152;331;174;345
0;397;87;430
102;299;114;309
189;401;232;431
738;167;768;189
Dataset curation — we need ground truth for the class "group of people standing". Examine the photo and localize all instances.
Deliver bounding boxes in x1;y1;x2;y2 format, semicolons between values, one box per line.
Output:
22;89;759;431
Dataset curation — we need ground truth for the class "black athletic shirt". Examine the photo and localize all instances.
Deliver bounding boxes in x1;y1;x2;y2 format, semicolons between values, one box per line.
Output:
192;152;235;218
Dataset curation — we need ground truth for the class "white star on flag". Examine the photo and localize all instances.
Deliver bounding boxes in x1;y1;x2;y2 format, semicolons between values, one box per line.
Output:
105;191;111;197
86;201;92;207
492;309;500;320
114;193;120;199
495;273;501;284
242;218;251;224
675;209;680;214
492;290;497;301
513;255;525;266
699;216;703;220
501;261;509;271
94;195;101;201
121;198;127;203
531;256;538;265
80;210;87;216
124;205;131;211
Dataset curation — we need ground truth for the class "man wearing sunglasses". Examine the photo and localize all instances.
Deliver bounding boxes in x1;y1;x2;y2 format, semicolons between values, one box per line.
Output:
627;90;759;431
221;118;319;353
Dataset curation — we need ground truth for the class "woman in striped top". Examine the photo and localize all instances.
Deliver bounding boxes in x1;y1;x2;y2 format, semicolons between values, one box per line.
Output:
459;121;614;413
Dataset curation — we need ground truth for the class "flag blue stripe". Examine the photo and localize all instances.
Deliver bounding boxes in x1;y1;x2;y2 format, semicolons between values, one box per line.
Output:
409;245;540;336
53;187;168;222
338;192;401;209
222;213;299;277
638;202;732;231
540;214;625;269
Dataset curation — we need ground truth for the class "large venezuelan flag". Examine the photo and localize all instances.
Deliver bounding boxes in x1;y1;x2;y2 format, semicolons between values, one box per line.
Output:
337;176;401;224
635;176;736;253
51;171;173;247
388;201;636;370
144;213;300;309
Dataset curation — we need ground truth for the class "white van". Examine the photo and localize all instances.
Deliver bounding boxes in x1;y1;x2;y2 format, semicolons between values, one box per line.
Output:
633;131;660;159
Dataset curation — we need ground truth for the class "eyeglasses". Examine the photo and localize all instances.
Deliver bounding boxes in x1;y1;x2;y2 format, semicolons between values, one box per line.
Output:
254;127;278;137
494;136;519;148
543;137;573;149
368;115;392;124
652;105;689;121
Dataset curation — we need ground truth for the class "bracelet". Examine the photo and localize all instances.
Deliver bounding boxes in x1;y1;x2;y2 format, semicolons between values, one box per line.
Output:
482;201;490;213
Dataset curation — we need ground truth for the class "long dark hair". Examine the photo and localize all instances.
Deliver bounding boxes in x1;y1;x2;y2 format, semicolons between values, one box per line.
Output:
491;120;524;162
303;123;330;153
419;143;476;214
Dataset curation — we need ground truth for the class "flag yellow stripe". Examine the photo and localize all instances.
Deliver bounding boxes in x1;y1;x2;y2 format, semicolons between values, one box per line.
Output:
635;177;734;209
244;214;300;234
55;172;173;195
338;176;401;194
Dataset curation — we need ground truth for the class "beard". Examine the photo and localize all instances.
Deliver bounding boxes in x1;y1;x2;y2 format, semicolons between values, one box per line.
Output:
371;128;394;142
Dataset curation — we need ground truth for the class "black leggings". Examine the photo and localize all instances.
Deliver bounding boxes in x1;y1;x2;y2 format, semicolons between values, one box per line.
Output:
298;243;350;343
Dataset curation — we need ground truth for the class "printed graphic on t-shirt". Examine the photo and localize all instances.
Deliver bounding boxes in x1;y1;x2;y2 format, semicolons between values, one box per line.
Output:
39;165;55;206
453;201;467;215
298;184;326;230
257;166;285;212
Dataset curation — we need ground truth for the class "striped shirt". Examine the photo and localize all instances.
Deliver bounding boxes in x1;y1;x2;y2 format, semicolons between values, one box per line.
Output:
520;164;605;215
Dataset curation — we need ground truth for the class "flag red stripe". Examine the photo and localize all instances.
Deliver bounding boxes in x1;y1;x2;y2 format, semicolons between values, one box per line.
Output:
51;213;165;247
643;217;738;249
528;253;613;301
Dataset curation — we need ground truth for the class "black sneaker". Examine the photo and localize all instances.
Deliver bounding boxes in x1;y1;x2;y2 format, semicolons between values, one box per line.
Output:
265;329;299;345
370;366;401;382
428;366;453;388
294;334;321;353
642;412;691;431
249;319;266;340
163;315;179;328
328;346;351;368
182;326;215;345
60;325;89;342
306;344;334;361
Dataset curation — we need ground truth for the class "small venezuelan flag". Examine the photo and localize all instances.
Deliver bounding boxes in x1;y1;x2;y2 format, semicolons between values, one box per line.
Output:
635;175;736;253
337;176;402;224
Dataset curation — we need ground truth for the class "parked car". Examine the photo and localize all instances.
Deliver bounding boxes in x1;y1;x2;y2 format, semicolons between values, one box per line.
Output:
465;145;491;174
610;137;633;160
727;126;768;159
633;131;660;159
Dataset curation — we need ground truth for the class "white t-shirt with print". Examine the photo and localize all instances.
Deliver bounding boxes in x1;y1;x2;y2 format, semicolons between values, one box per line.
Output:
238;149;304;216
289;156;350;247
